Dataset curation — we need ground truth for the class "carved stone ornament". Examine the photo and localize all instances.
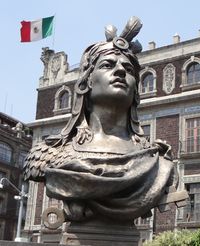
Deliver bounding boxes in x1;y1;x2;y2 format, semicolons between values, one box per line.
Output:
40;47;55;79
51;55;61;79
163;63;176;94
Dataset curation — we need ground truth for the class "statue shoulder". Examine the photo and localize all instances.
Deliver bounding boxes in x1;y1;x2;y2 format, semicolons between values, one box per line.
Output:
23;138;71;182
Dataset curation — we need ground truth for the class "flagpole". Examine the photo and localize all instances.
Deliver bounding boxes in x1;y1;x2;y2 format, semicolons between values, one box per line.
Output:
52;14;56;49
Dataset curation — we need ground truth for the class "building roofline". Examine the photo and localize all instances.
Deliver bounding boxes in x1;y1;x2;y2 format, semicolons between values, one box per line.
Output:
140;37;200;56
0;112;25;125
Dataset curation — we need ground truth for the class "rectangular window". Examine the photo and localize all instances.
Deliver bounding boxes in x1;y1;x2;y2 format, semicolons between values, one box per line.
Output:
142;125;151;142
0;143;12;163
18;152;28;168
0;220;5;239
0;193;6;214
183;183;200;222
0;171;6;180
135;217;151;226
186;118;200;153
0;172;7;215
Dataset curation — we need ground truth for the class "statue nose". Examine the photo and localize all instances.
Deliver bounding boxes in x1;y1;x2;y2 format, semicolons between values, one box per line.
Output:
114;64;126;77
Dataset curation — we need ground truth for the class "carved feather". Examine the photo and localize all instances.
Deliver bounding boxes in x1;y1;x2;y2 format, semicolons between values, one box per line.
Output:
130;40;143;54
120;16;142;42
105;24;117;41
23;140;73;182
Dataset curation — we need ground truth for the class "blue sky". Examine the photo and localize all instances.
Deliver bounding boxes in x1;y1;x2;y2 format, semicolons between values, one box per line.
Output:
1;0;200;123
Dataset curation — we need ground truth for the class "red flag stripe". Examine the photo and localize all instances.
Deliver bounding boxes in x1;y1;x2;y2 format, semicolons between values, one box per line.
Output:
20;21;31;42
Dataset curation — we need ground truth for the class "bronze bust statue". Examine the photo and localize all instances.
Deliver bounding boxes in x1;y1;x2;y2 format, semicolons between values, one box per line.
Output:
24;17;185;224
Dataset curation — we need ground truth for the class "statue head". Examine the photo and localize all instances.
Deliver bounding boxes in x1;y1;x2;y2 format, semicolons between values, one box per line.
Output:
76;38;141;105
61;17;144;144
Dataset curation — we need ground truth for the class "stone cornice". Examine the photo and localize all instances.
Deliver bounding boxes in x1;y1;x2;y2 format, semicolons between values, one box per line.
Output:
182;175;200;184
27;114;71;128
37;79;77;91
139;89;200;109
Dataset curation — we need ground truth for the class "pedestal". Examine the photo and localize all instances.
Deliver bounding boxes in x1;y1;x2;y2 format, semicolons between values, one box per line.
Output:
60;218;141;246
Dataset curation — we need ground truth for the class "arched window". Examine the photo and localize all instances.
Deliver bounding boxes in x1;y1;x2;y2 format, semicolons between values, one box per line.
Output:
0;142;12;163
141;72;154;93
59;91;69;109
187;62;200;84
18;151;28;168
53;85;72;115
181;57;200;90
139;67;157;98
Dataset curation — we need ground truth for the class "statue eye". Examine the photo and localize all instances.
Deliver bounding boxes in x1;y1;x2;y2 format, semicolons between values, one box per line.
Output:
99;61;113;69
125;66;134;74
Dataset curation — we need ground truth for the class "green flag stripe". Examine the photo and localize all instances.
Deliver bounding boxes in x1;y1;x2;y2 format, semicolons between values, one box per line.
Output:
42;16;54;38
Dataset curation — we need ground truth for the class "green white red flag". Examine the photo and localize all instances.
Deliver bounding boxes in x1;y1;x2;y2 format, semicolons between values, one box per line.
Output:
20;16;54;42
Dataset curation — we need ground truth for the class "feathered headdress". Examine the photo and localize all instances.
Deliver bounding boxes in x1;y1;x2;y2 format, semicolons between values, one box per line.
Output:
105;16;142;53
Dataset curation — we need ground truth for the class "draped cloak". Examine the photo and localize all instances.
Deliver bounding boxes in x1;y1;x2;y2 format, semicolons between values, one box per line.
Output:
43;144;174;221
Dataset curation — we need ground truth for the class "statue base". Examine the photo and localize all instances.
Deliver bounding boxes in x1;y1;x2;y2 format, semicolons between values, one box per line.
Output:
60;218;141;246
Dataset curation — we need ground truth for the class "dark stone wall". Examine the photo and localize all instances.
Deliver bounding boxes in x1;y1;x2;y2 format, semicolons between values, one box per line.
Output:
151;59;182;97
34;183;44;225
185;163;200;175
36;83;75;120
156;114;179;159
154;115;179;233
36;86;58;119
154;204;176;234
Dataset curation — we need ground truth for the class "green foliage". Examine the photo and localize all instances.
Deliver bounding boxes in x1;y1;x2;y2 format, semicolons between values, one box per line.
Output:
143;229;200;246
190;229;200;246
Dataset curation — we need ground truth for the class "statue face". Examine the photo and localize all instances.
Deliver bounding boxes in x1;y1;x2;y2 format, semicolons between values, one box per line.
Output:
89;52;137;107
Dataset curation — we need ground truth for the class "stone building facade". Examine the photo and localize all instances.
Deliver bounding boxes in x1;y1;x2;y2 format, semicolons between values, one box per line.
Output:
24;34;200;243
0;112;32;240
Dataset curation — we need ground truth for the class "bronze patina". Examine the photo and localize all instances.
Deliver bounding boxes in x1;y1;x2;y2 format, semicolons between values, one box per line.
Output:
24;17;188;226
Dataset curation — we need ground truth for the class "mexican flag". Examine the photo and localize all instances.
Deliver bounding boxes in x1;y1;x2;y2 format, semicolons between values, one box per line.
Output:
20;16;54;42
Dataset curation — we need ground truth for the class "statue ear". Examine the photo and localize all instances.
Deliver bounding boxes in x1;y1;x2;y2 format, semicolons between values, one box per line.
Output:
75;65;94;95
87;74;93;89
130;104;144;136
75;78;90;94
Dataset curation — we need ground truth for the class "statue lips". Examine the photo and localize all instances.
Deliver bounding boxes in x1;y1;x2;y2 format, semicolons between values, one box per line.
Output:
110;78;128;89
